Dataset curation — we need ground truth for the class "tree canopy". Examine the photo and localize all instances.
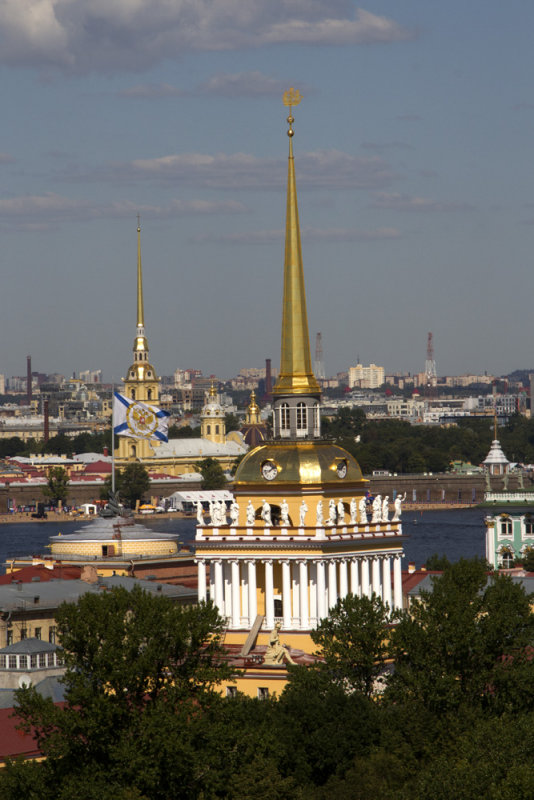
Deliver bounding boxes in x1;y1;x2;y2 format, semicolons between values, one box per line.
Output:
42;466;69;506
199;457;227;490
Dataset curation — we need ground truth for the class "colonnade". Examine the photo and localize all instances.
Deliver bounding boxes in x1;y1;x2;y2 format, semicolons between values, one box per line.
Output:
196;553;403;630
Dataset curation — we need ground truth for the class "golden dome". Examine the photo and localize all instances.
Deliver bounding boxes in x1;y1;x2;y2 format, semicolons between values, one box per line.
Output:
234;440;364;488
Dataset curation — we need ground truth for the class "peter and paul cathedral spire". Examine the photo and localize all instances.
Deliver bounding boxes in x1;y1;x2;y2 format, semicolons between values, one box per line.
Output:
272;89;321;439
119;218;160;460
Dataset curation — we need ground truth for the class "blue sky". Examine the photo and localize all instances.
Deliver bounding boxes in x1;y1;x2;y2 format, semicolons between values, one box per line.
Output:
1;1;534;383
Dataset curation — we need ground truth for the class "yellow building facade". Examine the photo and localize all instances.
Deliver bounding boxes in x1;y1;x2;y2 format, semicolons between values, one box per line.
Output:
195;92;405;697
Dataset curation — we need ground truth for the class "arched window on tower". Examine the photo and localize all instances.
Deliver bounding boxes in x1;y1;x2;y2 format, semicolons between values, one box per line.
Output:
207;424;211;435
131;444;136;458
280;403;290;436
215;425;219;435
131;389;136;400
296;402;307;434
147;389;152;401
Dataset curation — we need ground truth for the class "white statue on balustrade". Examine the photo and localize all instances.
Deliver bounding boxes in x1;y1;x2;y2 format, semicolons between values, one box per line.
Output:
299;499;308;527
246;500;255;527
218;500;227;526
280;499;290;527
382;495;389;523
349;497;357;525
337;499;345;525
261;499;272;527
392;492;406;522
209;500;216;526
371;495;382;523
196;500;204;527
327;499;337;526
316;499;324;526
229;500;239;527
359;496;368;524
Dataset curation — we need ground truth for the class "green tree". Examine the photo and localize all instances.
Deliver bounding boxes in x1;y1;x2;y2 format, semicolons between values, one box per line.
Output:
42;466;69;506
387;558;534;713
5;586;234;800
199;457;227;490
311;593;391;698
224;413;241;432
115;463;150;507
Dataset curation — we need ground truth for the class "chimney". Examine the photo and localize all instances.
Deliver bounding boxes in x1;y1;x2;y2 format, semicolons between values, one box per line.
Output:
103;446;109;457
265;358;272;401
27;355;32;406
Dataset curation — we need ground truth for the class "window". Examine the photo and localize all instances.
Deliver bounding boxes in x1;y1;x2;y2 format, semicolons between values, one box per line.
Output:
34;627;41;640
20;628;27;639
501;549;514;568
525;519;534;535
215;425;219;434
19;655;28;669
0;655;5;669
39;653;46;668
274;598;283;617
8;655;17;669
296;402;307;431
207;425;211;434
30;654;37;668
147;389;152;400
47;653;55;667
257;687;269;700
49;626;57;644
280;403;290;431
131;389;136;400
500;519;513;535
226;686;237;699
6;630;13;646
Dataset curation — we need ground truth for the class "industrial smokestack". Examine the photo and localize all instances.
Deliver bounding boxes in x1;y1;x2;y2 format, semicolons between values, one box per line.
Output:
27;355;32;406
265;358;272;401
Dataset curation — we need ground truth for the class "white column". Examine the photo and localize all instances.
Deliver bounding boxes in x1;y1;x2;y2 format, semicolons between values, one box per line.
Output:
298;560;309;629
264;559;274;629
339;559;349;599
309;562;317;625
223;561;232;617
231;560;240;628
241;566;249;624
382;556;392;611
291;562;300;622
317;560;327;622
350;558;360;597
213;559;224;615
282;560;292;629
247;560;257;625
197;559;207;603
393;554;403;610
372;557;381;599
361;557;371;598
328;559;338;609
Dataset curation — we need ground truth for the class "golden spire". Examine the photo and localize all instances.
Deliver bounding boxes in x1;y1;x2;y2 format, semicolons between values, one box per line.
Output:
137;214;144;329
273;89;320;397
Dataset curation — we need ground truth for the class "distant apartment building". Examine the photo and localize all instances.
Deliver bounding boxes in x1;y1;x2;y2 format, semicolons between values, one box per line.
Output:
78;370;102;384
0;374;4;395
348;363;385;390
443;374;495;387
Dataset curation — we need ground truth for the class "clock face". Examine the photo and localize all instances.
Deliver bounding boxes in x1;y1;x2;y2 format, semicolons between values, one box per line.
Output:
261;460;278;481
336;460;348;479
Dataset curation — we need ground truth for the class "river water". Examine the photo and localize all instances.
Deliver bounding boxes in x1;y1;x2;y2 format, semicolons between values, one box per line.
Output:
0;509;491;572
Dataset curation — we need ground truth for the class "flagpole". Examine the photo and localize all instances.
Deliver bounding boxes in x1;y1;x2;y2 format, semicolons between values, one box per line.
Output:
111;383;116;496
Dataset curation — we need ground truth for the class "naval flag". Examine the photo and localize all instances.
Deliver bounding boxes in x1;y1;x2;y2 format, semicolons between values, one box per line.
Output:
113;392;170;442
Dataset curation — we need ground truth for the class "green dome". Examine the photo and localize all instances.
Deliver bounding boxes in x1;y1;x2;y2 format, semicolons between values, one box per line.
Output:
234;440;364;487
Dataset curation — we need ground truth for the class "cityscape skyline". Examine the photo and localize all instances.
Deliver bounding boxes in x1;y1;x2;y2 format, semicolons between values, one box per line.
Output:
2;3;534;381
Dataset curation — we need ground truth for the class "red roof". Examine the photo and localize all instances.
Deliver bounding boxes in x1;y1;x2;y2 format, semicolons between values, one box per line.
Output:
81;460;112;475
0;707;42;763
0;564;81;584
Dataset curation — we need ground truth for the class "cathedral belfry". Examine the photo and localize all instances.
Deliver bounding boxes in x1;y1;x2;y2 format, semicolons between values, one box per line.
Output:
117;220;161;462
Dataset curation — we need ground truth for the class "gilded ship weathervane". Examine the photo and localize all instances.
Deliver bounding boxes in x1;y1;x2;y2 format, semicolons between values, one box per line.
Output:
283;87;302;137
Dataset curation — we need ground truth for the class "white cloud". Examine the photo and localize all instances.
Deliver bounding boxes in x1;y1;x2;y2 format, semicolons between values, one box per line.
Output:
98;149;395;190
118;83;186;98
195;225;401;244
0;1;415;73
371;192;472;212
198;71;297;98
0;193;246;229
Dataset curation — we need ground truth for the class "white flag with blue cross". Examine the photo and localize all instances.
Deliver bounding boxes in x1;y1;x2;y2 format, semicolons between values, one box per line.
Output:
113;391;170;442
